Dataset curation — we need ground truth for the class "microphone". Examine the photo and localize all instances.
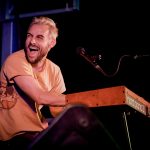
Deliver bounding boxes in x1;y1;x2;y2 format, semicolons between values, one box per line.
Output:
76;47;87;56
77;47;116;77
76;47;100;67
77;47;101;63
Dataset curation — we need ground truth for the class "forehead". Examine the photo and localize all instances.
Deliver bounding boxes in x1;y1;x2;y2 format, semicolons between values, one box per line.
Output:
28;24;50;35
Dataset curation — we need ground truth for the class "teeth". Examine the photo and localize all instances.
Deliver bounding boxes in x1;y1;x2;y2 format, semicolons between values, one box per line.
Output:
29;47;38;51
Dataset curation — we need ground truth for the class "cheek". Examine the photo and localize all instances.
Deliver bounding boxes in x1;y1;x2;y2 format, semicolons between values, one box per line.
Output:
25;38;30;45
25;40;28;47
43;43;51;52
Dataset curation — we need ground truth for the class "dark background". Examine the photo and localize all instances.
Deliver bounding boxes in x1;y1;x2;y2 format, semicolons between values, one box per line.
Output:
1;1;150;149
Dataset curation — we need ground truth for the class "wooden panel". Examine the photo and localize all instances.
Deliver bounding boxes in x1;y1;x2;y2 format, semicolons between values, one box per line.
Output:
66;85;126;107
51;85;150;117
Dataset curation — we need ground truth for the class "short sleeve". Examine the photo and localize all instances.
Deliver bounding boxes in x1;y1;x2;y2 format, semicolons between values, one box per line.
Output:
2;50;33;82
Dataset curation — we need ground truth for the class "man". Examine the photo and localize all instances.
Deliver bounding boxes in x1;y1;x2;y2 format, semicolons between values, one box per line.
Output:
0;16;120;149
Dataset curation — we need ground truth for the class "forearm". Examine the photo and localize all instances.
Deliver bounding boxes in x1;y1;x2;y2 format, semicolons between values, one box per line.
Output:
14;76;67;106
38;91;67;106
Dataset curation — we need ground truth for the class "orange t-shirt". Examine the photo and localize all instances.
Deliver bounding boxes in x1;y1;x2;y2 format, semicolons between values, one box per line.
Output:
0;49;66;141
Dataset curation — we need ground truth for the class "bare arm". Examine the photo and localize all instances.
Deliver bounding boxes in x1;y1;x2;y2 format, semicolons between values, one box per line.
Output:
14;75;66;106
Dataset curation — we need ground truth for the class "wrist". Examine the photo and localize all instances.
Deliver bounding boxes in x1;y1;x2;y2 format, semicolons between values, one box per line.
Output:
65;95;69;105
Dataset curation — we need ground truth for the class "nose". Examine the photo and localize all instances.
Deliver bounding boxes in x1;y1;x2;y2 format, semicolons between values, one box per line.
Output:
30;37;36;44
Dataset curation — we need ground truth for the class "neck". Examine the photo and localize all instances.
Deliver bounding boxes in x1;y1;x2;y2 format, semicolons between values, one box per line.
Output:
32;59;46;72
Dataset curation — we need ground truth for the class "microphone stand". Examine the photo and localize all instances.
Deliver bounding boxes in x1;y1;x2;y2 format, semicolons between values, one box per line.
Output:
77;47;150;77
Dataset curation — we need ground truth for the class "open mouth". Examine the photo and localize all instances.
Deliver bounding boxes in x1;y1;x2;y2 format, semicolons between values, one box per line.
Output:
29;46;39;52
27;46;39;58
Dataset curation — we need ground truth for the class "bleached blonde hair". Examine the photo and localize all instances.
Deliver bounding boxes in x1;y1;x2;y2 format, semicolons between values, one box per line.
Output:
28;16;58;39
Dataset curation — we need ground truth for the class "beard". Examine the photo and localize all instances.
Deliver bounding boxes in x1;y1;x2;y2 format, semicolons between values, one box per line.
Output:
24;47;48;64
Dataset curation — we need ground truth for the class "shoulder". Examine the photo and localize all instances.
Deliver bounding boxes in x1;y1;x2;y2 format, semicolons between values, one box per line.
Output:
1;50;33;79
4;50;26;64
46;59;60;71
2;49;32;72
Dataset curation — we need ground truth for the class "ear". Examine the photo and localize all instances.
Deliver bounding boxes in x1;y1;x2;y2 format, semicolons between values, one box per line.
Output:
49;39;56;48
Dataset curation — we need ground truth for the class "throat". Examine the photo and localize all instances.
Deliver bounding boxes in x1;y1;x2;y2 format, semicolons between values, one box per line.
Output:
32;60;46;72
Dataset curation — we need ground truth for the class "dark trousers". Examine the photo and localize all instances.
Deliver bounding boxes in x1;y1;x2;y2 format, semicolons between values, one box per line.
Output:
1;104;122;150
